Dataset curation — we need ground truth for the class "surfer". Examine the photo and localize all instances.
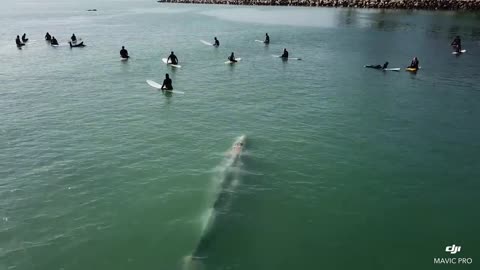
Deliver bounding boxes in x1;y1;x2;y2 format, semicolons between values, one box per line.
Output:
45;32;52;41
161;73;173;90
51;36;59;46
71;33;77;43
365;62;389;69
451;36;461;52
167;51;179;65
214;37;220;47
408;57;419;69
281;48;289;59
21;33;28;43
120;46;129;59
15;35;25;47
69;41;85;47
228;52;237;63
265;33;270;44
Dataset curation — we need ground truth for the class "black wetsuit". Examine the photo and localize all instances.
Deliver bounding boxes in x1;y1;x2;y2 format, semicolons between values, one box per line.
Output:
265;35;270;44
45;33;51;41
71;35;77;42
120;49;129;58
16;37;24;47
22;34;28;43
214;39;220;47
281;51;289;58
168;54;178;65
409;59;419;69
451;38;461;52
51;38;58;45
162;78;173;90
228;55;237;63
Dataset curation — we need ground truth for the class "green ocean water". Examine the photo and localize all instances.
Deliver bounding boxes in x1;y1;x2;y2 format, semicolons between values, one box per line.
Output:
1;1;480;269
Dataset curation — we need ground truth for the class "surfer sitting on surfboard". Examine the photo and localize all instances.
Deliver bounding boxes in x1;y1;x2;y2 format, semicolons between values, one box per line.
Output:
214;37;220;47
366;62;389;69
71;34;77;43
51;36;59;46
21;33;28;43
228;52;237;63
161;73;173;91
167;51;179;65
451;36;462;53
45;32;52;41
120;46;129;59
281;48;289;59
408;57;419;69
265;33;270;44
15;35;25;47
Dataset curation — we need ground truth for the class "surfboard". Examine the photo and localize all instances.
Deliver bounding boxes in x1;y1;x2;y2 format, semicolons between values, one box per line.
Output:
272;55;302;60
225;58;242;64
384;68;401;71
162;58;182;68
200;40;214;46
255;40;265;43
146;80;185;94
452;49;467;55
121;57;129;61
406;67;418;72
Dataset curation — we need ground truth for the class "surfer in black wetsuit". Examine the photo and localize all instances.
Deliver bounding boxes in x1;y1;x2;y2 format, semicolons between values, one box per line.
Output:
167;51;178;65
71;34;77;43
408;57;419;69
45;32;52;41
265;33;270;44
214;37;219;47
120;46;129;59
21;33;28;43
228;52;237;63
281;48;289;59
51;36;59;46
366;62;389;69
451;36;461;52
16;35;25;47
161;73;173;90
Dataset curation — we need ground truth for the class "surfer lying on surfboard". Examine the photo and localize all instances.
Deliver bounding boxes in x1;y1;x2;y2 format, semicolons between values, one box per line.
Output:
167;51;179;65
120;46;129;59
365;62;389;69
161;73;173;90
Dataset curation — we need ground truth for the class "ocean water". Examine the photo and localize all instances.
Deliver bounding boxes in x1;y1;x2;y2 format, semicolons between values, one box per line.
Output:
1;1;479;269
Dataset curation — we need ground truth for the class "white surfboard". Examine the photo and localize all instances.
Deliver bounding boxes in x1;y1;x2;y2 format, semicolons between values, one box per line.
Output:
384;68;401;71
272;55;302;60
146;80;185;94
200;40;214;46
452;49;467;55
162;58;182;68
121;57;129;61
225;58;242;64
255;40;265;43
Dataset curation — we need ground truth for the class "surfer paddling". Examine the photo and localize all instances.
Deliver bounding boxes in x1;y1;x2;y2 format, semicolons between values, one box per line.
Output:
365;62;389;69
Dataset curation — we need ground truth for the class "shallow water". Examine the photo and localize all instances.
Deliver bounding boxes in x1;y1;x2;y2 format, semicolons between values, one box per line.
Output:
1;1;480;269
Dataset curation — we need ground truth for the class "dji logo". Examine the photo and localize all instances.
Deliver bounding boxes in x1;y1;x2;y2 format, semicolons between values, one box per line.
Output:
445;245;461;254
